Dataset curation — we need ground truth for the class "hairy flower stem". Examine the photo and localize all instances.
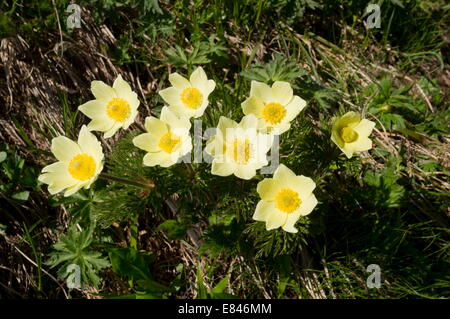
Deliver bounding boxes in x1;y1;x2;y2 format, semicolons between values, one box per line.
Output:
99;173;155;190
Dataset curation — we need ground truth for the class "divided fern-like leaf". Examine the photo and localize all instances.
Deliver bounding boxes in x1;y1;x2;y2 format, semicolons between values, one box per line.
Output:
45;223;110;288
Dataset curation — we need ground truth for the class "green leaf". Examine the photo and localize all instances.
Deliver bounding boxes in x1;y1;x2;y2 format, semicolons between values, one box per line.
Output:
45;224;110;288
240;53;305;83
211;276;229;294
0;151;6;163
21;167;38;188
157;219;188;240
109;247;154;280
12;191;29;201
196;265;208;299
136;279;172;294
143;0;163;14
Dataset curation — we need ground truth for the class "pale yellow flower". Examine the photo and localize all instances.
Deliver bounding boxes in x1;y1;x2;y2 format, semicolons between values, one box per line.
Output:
133;107;192;168
330;111;376;159
241;80;306;134
158;66;215;118
38;125;104;197
253;164;318;233
78;75;140;138
205;115;274;180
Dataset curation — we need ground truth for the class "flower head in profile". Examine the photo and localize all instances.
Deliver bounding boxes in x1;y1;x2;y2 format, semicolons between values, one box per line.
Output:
205;114;274;180
133;107;192;168
78;75;140;138
253;164;318;233
38;126;104;197
241;81;306;134
330;111;376;159
158;66;216;119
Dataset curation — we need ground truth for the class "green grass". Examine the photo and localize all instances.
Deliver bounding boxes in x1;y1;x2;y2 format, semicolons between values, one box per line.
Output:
0;0;449;299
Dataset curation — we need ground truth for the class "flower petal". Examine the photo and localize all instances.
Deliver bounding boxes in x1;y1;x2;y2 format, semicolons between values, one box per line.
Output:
122;109;138;129
211;161;235;176
87;118;114;132
204;136;216;156
204;79;216;95
256;133;274;155
78;126;104;163
347;137;373;153
271;81;293;105
284;95;306;122
253;200;274;221
160;106;191;132
266;210;287;230
234;165;257;180
39;166;78;195
282;211;301;233
91;80;116;100
63;183;84;197
103;122;122;138
217;116;238;136
257;178;281;201
38;170;69;186
143;152;172;167
78;100;106;119
51;136;82;162
331;130;345;149
298;194;318;216
342;147;354;159
169;73;191;90
133;133;159;152
289;175;316;199
144;116;168;137
159;155;179;167
353;119;375;137
168;104;197;118
242;95;264;117
179;136;193;156
239;114;259;130
273;164;296;182
250;81;272;102
271;122;291;135
41;161;67;174
159;87;182;106
48;177;78;195
113;74;132;97
193;103;209;118
189;66;208;88
332;112;361;132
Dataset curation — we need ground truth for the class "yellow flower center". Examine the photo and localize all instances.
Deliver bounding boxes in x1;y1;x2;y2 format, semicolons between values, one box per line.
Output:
228;138;251;164
275;188;301;213
68;153;96;181
262;102;286;124
340;126;359;143
106;98;131;122
180;88;203;109
159;132;181;153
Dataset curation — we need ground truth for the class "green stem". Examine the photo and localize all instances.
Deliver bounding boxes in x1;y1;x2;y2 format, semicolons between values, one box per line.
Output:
99;173;155;190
